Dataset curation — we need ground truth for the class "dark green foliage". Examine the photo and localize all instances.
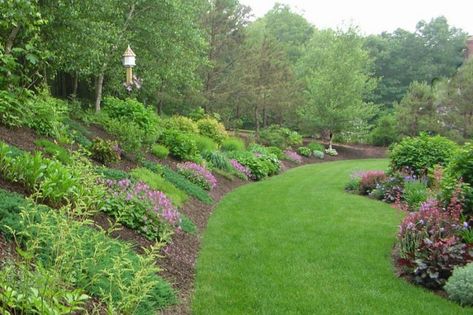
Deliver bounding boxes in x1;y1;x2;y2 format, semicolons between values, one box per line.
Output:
307;142;325;152
259;125;302;149
196;117;228;144
151;144;169;159
95;167;131;181
297;146;312;157
90;138;121;164
202;151;232;172
160;130;200;162
390;134;458;175
28;94;68;138
221;137;245;152
0;189;27;239
194;135;218;154
34;139;71;164
370;114;399;146
179;214;197;234
142;161;212;204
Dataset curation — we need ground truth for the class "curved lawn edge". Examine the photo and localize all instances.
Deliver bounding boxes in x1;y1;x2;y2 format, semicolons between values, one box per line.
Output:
192;159;473;315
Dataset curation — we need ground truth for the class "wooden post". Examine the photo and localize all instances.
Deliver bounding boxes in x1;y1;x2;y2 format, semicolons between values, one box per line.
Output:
126;67;133;85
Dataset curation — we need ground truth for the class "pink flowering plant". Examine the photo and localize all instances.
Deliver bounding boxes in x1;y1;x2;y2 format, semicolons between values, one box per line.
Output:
230;159;252;179
177;162;217;191
397;197;473;288
102;178;180;242
283;150;302;164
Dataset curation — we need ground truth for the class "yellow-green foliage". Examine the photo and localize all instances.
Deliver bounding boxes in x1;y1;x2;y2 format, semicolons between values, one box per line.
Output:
130;167;188;207
164;116;198;134
196;117;228;144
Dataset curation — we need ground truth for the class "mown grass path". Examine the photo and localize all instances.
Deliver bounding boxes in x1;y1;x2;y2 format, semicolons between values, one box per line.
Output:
193;159;473;315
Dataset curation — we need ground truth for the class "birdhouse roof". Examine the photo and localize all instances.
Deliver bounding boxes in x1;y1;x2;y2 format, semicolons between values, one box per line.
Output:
123;45;136;57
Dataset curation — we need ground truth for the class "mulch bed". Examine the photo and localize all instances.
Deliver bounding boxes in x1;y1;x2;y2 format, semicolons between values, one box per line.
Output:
0;125;387;315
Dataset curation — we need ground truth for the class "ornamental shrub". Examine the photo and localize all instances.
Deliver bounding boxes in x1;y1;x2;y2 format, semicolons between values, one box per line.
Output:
445;263;473;306
177;162;217;191
90;138;121;164
28;93;68;138
103;97;159;134
390;133;458;175
163;116;198;134
297;146;312;157
196;117;228;144
266;146;284;159
221;137;245;152
259;125;302;149
160;130;200;162
313;150;324;159
354;170;387;195
151;144;169;159
325;148;338;156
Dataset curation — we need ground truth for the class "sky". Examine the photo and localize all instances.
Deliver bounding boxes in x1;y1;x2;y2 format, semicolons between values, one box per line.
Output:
239;0;473;35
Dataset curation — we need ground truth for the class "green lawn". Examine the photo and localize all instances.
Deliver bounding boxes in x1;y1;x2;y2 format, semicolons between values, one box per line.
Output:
192;159;473;315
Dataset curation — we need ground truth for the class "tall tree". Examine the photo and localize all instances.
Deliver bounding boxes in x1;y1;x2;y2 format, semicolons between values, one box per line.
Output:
298;29;377;149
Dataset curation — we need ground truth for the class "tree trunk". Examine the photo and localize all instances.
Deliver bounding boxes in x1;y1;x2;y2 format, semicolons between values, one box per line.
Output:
254;106;260;138
5;25;20;55
262;106;267;128
61;73;67;98
95;73;104;112
329;131;333;150
72;73;79;99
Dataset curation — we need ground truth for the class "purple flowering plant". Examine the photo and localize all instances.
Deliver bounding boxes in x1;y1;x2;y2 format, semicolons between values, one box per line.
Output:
177;162;217;191
230;159;252;179
283;150;302;164
102;178;179;242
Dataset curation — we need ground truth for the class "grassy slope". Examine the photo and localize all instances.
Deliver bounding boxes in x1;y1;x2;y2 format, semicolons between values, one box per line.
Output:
193;159;473;315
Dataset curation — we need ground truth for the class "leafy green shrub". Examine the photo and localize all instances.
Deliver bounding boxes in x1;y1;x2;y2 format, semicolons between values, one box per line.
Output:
259;125;302;149
95;167;131;181
142;161;212;204
90;138;121;164
297;146;312;157
196;117;228;144
151;144;169;159
202;151;232;172
221;137;245;152
390;134;458;175
345;177;361;193
248;143;270;155
264;146;283;160
28;93;68;138
228;151;279;181
130;167;188;207
100;117;153;155
445;263;473;306
163;116;198;134
403;180;428;211
307;142;325;152
0;259;89;315
447;143;473;185
15;204;175;314
160;130;200;162
370;114;398;146
34;139;71;164
103;97;159;134
194;135;218;154
0;89;27;128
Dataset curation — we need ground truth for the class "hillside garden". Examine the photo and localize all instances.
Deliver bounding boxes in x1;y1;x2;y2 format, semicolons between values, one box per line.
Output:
1;0;473;314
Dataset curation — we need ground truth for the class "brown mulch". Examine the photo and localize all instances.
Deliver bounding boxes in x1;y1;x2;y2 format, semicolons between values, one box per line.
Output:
0;125;41;152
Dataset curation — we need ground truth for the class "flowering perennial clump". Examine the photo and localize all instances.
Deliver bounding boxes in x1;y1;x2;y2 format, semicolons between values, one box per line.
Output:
283;150;302;164
352;170;386;195
230;159;252;179
397;198;473;288
177;162;217;191
102;178;180;241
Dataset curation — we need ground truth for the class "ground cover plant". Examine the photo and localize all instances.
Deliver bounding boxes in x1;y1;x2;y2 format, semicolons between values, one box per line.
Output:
177;162;217;191
193;160;472;314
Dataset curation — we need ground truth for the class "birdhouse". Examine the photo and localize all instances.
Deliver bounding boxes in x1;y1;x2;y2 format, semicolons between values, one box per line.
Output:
122;45;136;67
